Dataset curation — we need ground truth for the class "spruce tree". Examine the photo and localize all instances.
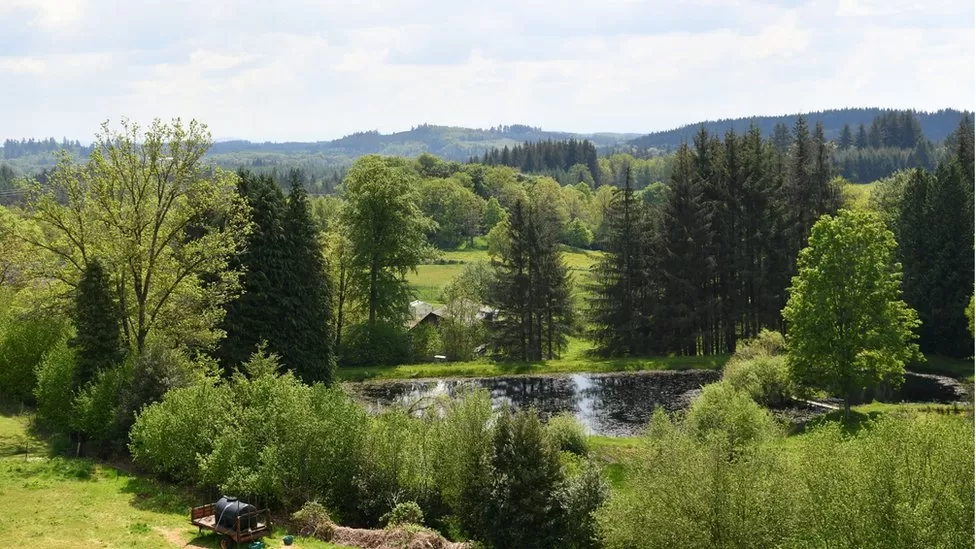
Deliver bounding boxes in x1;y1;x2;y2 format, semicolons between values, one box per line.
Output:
855;124;869;149
217;171;288;374
73;258;123;389
281;170;336;383
490;201;533;360
588;168;656;355
839;123;853;150
655;144;714;355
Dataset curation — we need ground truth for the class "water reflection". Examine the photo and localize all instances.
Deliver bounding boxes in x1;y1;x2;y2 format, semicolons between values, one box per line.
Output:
347;369;967;437
349;370;721;437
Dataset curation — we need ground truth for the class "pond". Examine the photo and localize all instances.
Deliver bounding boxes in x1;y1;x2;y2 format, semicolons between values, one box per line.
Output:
349;370;717;437
346;370;968;437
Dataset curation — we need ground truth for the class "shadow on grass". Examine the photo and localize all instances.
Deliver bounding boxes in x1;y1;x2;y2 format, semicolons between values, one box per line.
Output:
122;474;200;515
794;409;885;437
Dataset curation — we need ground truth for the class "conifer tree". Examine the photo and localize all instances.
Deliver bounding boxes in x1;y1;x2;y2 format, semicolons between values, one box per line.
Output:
588;168;656;355
281;171;336;383
217;171;288;374
655;144;714;355
855;124;869;149
73;258;123;389
839;123;853;150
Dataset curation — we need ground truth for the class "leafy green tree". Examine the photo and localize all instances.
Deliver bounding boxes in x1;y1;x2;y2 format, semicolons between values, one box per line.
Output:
562;217;594;248
73;258;123;388
18;119;248;353
783;209;920;417
481;196;507;233
417;177;485;249
343;155;434;329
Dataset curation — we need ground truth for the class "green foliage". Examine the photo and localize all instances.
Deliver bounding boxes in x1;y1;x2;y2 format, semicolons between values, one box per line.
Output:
343;154;435;330
967;294;974;337
291;501;336;539
489;200;573;360
545;412;589;456
409;322;442;363
16;119;248;353
0;308;67;404
341;321;411;366
685;382;779;457
478;408;564;549
722;330;792;407
562;217;594;248
784;209;921;414
600;410;974;548
281;173;336;383
558;458;609;549
380;501;425;527
33;337;76;432
131;350;369;512
417;177;485;249
73;258;123;388
481;197;507;233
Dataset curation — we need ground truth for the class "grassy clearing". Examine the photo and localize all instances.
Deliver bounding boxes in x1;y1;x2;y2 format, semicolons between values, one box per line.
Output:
0;415;344;549
338;336;728;381
406;240;603;306
842;181;878;209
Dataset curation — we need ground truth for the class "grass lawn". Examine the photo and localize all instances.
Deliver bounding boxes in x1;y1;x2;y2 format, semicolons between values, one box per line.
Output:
0;415;344;549
337;336;728;381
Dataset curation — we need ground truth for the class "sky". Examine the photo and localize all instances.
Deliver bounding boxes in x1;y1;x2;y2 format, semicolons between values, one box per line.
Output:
1;0;973;142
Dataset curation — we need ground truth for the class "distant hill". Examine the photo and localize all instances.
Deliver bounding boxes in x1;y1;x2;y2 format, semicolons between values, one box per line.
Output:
625;108;968;150
208;124;641;162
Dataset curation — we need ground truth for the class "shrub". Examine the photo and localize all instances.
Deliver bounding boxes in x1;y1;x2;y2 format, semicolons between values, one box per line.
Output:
723;354;792;407
685;382;779;458
292;501;335;539
545;412;589;456
733;329;786;360
598;409;974;549
478;407;564;548
381;501;425;527
409;323;442;363
341;322;411;366
558;459;608;549
33;337;76;433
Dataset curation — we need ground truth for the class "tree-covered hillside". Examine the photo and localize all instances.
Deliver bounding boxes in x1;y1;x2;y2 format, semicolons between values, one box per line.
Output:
626;108;967;151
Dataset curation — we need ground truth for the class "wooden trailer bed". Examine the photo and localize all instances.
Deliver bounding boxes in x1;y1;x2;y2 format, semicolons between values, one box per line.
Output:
191;502;272;547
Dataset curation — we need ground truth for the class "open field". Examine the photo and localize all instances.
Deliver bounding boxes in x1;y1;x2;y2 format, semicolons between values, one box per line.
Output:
0;416;343;549
406;239;602;306
337;336;729;381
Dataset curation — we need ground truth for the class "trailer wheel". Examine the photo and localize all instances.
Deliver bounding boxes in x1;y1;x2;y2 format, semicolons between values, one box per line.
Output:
219;535;234;549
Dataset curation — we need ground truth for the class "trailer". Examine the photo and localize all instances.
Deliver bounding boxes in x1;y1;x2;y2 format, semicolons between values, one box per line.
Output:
191;500;272;549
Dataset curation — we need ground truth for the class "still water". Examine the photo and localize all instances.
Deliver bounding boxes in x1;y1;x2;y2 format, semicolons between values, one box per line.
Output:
347;370;967;437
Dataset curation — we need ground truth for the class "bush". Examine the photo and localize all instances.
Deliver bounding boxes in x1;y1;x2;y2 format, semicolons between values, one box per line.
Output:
685;382;779;458
599;410;974;548
558;458;608;549
33;337;76;433
131;351;369;513
733;329;786;359
723;329;792;407
562;218;594;249
545;412;589;456
723;354;792;407
409;323;442;363
381;501;425;527
292;501;335;539
341;322;411;366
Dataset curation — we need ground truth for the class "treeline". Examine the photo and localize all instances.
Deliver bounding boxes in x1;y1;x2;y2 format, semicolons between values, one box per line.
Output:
590;118;841;356
589;114;974;359
1;137;93;159
626;107;968;150
472;138;602;185
837;110;925;150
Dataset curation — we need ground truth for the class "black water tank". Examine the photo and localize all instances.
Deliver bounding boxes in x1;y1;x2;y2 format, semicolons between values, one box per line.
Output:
215;496;258;530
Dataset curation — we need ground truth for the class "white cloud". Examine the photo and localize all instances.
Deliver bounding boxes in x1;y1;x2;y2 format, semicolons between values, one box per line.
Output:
0;0;972;141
